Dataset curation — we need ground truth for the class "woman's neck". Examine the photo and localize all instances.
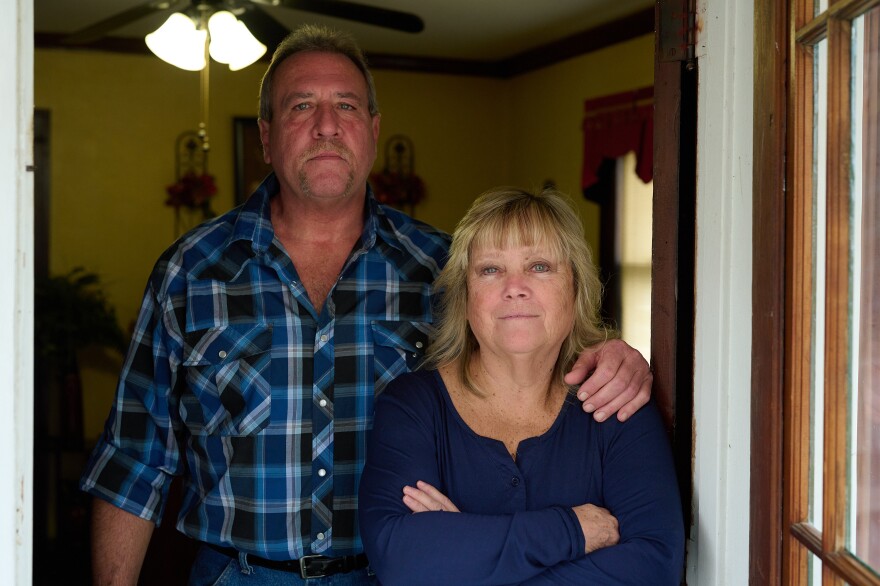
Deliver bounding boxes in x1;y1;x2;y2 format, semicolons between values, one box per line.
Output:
441;356;569;461
467;350;562;412
458;351;566;419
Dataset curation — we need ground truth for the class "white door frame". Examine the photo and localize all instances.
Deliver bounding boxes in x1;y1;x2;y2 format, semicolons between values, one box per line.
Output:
1;0;34;583
688;0;754;583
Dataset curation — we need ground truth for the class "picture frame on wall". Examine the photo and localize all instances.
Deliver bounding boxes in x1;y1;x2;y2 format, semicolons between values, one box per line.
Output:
233;117;272;205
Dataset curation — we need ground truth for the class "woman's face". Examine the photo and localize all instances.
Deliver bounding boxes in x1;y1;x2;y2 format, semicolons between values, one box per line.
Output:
466;241;575;361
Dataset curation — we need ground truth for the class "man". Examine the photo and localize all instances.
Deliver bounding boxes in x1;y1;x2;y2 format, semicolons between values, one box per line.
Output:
82;25;653;585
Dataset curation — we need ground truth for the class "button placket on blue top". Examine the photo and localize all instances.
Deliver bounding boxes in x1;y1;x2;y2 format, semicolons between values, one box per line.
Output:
310;318;335;553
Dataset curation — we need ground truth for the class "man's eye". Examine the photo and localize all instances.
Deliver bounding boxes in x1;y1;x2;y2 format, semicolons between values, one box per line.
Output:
293;103;310;111
339;103;354;110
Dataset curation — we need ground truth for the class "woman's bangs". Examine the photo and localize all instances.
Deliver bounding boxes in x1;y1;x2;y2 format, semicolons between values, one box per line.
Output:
472;206;565;255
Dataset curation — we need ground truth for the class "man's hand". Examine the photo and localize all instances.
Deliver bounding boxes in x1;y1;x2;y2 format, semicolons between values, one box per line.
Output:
565;338;652;422
402;481;460;513
571;504;619;553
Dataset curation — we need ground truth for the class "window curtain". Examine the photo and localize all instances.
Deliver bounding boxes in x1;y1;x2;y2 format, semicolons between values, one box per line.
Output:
581;87;654;191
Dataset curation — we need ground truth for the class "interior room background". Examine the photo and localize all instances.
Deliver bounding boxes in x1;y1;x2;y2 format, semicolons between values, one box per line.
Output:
35;33;653;444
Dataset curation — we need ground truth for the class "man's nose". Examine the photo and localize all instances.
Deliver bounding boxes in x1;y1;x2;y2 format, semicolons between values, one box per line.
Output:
313;105;340;137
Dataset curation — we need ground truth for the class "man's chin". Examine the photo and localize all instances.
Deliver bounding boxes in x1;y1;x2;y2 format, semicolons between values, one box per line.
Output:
299;178;359;202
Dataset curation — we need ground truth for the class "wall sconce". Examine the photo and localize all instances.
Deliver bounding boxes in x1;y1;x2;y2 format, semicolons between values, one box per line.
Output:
370;135;426;215
145;10;266;71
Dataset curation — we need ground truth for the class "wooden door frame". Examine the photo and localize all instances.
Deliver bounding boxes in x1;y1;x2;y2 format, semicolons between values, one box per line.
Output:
652;0;697;543
750;0;789;583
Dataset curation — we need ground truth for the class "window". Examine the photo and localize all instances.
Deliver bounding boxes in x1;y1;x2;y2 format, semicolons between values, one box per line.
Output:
784;1;880;584
616;152;652;361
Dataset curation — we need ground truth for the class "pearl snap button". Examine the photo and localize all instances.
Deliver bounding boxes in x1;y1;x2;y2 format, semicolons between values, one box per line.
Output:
318;468;327;477
218;350;227;359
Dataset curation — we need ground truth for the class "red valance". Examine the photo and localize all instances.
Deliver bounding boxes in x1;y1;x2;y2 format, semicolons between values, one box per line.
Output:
581;87;654;189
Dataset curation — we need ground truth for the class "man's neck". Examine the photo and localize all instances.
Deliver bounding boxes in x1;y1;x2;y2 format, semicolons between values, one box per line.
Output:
269;190;367;309
270;190;366;246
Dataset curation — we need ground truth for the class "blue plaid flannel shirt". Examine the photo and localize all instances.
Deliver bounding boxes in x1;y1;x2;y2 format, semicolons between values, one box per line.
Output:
80;173;450;559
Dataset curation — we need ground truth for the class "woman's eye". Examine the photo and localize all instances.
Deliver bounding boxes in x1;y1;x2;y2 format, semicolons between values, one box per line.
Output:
532;263;550;272
480;266;498;275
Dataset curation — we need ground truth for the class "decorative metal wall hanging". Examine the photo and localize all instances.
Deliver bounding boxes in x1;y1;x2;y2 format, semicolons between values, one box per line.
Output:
370;134;426;216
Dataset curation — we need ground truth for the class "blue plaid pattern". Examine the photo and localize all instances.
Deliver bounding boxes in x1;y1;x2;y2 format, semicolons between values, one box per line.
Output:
80;173;450;559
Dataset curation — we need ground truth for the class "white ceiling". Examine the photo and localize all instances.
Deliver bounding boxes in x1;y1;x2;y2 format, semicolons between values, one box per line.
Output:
34;0;654;61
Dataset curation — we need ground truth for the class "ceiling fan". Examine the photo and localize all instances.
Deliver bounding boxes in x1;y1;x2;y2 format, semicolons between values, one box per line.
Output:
61;0;424;50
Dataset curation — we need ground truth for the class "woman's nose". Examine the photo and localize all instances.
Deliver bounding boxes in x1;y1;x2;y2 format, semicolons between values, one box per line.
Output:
502;275;530;298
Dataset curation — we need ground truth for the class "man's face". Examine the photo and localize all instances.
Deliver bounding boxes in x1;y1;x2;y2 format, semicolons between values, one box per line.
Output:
259;51;381;204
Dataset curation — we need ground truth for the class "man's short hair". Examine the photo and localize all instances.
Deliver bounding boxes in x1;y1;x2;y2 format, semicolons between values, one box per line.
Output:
258;24;379;122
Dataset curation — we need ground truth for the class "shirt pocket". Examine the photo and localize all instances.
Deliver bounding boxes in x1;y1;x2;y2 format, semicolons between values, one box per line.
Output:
371;320;431;395
181;323;273;436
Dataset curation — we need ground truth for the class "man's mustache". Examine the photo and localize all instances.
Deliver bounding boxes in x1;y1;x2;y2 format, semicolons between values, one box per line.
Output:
301;141;353;162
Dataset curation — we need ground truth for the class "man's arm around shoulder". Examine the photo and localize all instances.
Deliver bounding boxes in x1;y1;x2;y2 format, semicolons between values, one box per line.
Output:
91;498;155;586
565;338;652;422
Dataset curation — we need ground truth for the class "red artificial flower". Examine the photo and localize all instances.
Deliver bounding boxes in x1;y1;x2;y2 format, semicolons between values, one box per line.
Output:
165;172;217;209
369;171;426;208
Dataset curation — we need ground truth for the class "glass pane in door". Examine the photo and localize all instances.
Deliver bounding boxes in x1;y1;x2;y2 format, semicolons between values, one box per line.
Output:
849;6;880;573
809;37;828;531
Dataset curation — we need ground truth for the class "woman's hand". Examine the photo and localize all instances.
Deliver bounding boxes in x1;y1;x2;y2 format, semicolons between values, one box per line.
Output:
402;481;460;513
565;338;652;422
572;504;619;553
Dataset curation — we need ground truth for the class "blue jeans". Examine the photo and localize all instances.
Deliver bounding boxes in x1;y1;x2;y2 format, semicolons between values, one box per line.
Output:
188;545;379;586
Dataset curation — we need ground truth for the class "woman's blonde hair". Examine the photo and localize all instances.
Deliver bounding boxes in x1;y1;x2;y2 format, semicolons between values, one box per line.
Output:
425;186;612;395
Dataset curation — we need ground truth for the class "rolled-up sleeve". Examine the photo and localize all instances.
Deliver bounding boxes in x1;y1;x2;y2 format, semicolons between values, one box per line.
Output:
80;279;185;524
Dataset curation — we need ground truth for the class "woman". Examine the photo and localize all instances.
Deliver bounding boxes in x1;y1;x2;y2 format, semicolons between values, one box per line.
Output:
359;188;684;585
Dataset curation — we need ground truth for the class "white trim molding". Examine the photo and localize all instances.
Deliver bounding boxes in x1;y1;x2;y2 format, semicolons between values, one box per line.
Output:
0;0;34;583
689;0;754;583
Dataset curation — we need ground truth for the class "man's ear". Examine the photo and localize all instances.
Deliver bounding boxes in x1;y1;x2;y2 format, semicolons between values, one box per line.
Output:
372;113;381;142
258;119;271;164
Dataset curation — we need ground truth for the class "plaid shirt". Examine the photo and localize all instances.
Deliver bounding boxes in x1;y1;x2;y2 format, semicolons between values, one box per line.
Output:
80;174;450;559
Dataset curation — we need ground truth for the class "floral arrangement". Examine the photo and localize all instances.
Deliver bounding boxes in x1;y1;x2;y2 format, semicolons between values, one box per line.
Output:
369;171;426;209
165;172;217;210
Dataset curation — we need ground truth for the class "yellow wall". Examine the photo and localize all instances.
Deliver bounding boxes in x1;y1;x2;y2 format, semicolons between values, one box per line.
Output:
370;70;512;233
34;35;652;441
507;34;655;253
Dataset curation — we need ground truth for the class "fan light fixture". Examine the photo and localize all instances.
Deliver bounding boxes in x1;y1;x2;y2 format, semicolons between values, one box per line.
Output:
145;11;267;71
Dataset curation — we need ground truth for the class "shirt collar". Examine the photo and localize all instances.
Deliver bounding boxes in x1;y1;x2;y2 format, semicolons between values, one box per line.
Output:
228;172;277;254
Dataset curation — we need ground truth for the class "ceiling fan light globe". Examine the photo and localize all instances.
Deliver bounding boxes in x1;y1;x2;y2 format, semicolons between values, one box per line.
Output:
207;10;237;64
225;22;267;71
207;10;266;70
145;12;207;71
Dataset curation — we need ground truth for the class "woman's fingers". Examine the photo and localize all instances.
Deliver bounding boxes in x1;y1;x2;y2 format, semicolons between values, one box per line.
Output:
402;481;460;513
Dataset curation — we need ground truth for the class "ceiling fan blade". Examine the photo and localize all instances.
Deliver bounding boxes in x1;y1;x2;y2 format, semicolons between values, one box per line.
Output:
250;0;424;34
237;5;291;54
61;0;188;45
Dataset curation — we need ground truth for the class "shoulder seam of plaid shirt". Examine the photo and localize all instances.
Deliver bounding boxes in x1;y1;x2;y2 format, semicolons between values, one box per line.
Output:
80;174;451;559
